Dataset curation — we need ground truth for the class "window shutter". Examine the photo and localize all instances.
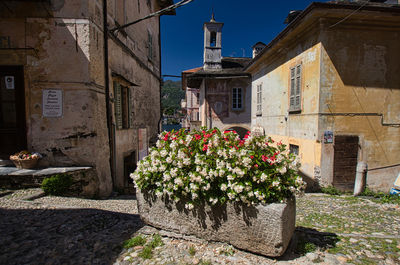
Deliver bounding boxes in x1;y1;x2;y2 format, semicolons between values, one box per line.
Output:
128;87;134;128
290;67;295;109
238;88;242;109
295;65;302;110
114;82;122;130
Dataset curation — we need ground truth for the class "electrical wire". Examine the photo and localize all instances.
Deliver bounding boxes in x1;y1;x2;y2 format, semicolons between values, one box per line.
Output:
329;0;370;29
109;0;195;33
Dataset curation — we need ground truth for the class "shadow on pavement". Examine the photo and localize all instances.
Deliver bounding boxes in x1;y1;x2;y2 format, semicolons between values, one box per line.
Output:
278;226;340;261
0;208;143;265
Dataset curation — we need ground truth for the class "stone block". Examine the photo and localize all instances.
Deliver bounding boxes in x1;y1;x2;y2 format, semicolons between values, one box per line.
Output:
136;190;296;257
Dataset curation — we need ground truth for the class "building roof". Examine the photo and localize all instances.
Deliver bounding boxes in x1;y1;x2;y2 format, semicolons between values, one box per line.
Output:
182;67;202;74
187;57;251;79
245;0;400;71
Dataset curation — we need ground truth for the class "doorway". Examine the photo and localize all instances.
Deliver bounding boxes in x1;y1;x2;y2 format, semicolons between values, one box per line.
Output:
333;135;359;191
0;66;26;159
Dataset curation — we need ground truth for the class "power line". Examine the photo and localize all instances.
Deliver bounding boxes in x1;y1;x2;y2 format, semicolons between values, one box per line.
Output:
329;0;369;29
109;0;195;33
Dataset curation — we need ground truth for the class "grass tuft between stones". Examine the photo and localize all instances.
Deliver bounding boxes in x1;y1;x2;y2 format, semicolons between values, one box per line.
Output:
123;233;164;260
188;245;196;256
123;235;146;249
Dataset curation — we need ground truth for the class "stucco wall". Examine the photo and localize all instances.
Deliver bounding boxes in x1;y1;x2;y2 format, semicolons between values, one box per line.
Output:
0;0;164;195
319;23;400;191
250;41;322;184
202;78;251;133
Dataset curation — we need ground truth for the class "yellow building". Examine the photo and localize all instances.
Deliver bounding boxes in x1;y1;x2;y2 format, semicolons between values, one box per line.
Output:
245;1;400;192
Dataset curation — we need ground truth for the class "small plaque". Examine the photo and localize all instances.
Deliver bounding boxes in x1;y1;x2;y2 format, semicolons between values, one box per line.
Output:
324;131;333;144
43;89;63;117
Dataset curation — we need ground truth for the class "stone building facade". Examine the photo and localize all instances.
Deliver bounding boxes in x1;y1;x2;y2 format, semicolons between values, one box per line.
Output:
246;1;400;192
0;0;173;197
182;15;251;137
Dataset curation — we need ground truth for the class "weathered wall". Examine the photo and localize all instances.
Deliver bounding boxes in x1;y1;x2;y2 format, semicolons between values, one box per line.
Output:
319;20;400;191
0;1;112;197
250;39;322;184
105;0;162;190
0;0;164;195
203;78;251;133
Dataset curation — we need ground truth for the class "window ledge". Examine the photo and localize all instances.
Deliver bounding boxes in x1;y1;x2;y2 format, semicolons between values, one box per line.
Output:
288;109;301;114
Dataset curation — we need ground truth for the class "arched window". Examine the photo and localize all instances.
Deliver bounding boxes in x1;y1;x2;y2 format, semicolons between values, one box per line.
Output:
210;31;216;47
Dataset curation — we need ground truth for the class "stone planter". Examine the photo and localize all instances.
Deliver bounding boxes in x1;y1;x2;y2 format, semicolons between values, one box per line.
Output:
136;190;296;257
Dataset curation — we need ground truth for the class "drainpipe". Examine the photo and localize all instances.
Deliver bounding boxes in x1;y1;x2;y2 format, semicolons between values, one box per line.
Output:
103;0;115;188
158;17;162;134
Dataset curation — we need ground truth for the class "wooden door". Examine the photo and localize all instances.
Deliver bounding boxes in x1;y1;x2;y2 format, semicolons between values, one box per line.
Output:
333;135;359;191
0;66;26;159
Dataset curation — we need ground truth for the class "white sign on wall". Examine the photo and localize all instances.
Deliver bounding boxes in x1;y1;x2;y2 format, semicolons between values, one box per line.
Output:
42;89;63;117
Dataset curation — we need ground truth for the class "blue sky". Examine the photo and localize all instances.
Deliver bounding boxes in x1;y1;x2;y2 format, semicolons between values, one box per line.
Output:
160;0;323;81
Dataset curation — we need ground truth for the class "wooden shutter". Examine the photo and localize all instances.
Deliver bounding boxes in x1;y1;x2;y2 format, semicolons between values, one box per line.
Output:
290;67;295;110
114;81;122;129
295;64;302;110
128;87;134;128
289;65;301;111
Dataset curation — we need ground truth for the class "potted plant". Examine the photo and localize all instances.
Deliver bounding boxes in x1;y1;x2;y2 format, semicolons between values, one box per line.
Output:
131;128;305;257
10;151;42;169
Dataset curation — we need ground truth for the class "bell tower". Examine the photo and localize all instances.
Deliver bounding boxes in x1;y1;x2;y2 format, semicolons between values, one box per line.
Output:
203;13;224;69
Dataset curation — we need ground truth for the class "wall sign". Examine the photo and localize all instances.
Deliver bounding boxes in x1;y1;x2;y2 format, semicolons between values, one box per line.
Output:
42;89;63;117
324;131;333;144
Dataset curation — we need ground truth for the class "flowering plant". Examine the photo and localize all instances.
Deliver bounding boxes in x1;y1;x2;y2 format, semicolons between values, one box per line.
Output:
131;128;305;210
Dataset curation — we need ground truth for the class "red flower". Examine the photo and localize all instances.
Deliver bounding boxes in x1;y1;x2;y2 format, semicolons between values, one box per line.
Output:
254;164;259;168
250;155;254;159
261;155;268;162
212;129;217;134
195;134;202;140
202;144;208;151
244;134;249;139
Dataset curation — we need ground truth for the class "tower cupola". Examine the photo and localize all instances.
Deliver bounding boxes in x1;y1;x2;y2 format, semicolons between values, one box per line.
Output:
203;13;224;69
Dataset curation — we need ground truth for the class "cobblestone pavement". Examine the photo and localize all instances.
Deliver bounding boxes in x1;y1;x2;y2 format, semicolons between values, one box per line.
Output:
0;189;399;265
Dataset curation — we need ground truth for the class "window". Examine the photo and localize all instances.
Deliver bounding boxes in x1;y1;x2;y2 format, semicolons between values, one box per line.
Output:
289;144;299;156
147;30;153;60
114;81;133;129
256;84;262;116
232;87;242;110
289;64;302;112
210;31;216;47
196;92;200;105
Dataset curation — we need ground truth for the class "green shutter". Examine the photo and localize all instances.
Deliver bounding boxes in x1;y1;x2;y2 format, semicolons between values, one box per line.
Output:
128;87;134;128
114;82;122;130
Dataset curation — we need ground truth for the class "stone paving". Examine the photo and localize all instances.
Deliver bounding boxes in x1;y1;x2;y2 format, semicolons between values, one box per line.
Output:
0;189;399;265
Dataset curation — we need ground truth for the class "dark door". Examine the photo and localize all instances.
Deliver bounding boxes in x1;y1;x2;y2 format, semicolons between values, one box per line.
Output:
0;66;27;159
333;135;359;191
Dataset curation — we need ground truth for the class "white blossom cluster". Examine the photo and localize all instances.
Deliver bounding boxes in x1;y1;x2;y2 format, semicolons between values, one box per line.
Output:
131;128;306;210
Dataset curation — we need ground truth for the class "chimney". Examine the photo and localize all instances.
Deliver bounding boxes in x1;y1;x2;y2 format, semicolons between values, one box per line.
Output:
252;42;266;58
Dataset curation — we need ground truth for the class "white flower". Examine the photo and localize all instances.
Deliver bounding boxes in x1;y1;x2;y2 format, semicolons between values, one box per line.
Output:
166;157;173;164
279;167;287;174
221;184;227;191
272;180;280;187
163;173;171;181
160;149;168;157
174;178;183;186
233;184;244;193
260;173;268;182
185;203;194;210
